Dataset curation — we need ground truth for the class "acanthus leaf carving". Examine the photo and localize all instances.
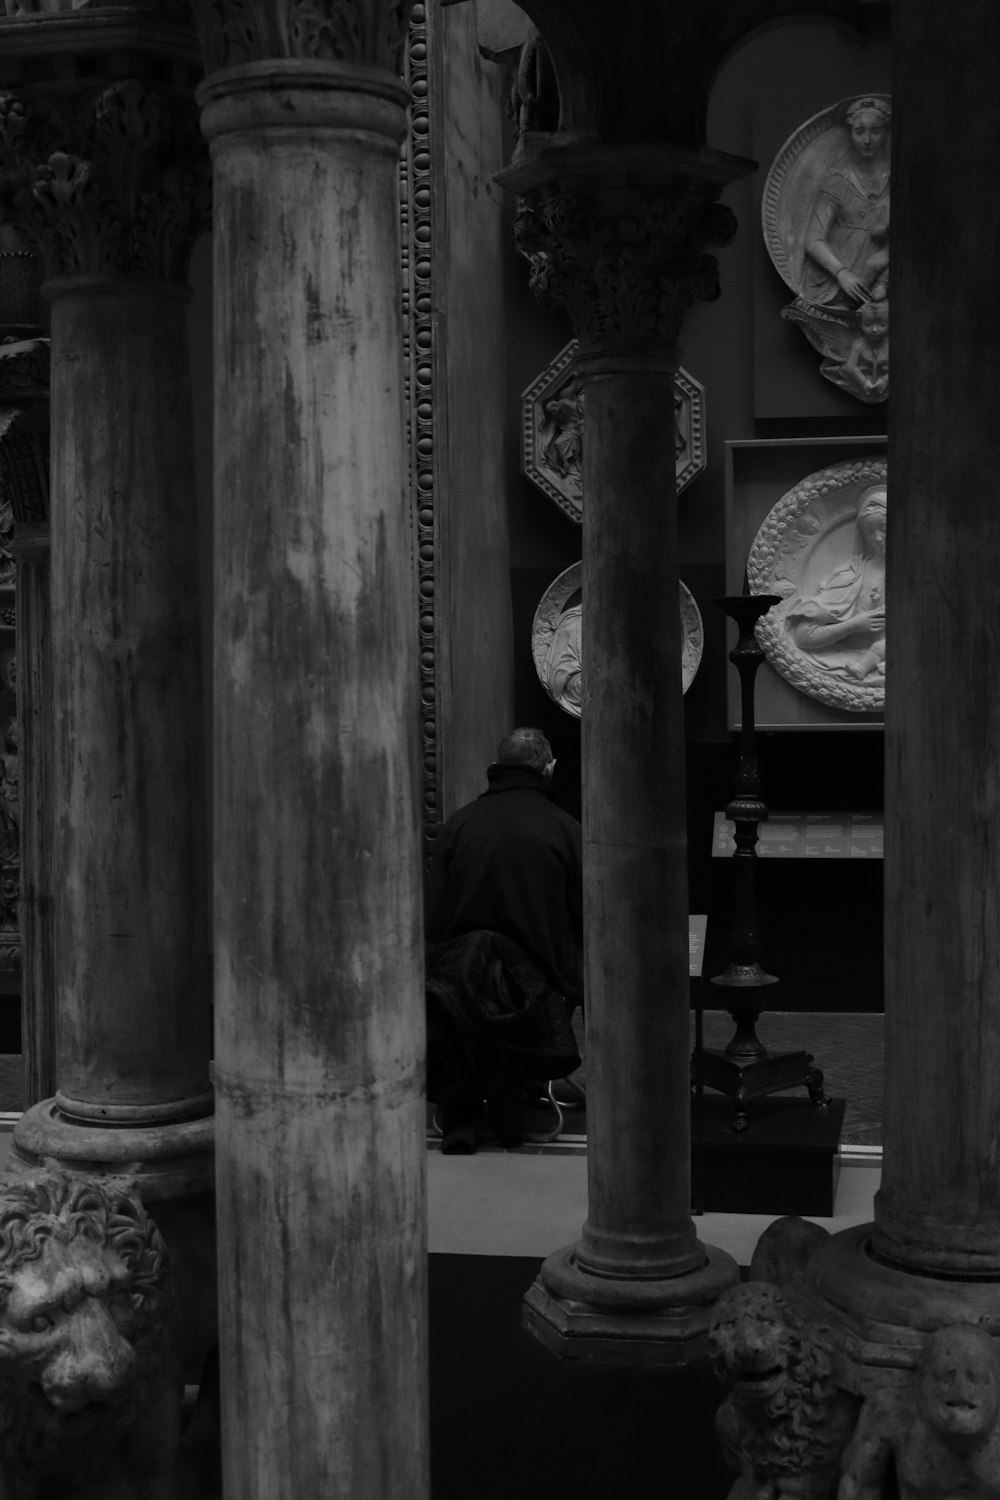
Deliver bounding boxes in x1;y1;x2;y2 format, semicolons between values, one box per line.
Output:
0;81;210;283
514;185;738;349
193;0;413;74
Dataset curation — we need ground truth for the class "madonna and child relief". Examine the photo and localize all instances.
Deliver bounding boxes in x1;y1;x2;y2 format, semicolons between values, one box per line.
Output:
748;460;887;714
532;563;704;717
763;94;891;403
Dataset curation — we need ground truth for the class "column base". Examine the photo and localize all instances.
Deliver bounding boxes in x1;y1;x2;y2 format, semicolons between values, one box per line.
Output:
522;1241;739;1366
801;1223;1000;1395
11;1097;214;1200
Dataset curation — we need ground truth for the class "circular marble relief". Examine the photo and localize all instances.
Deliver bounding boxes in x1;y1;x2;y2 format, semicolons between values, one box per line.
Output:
762;94;891;404
747;458;887;713
521;341;706;523
531;562;704;718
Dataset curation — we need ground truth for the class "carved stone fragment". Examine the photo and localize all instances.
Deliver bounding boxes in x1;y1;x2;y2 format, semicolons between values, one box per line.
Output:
709;1282;860;1500
521;338;706;521
839;1324;1000;1500
0;1169;183;1500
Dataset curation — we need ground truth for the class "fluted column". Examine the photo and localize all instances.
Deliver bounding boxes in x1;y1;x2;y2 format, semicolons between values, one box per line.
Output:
805;0;1000;1381
0;15;216;1337
192;4;427;1495
502;150;748;1361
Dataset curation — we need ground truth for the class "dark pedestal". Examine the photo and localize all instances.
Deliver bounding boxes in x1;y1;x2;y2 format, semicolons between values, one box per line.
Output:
691;1095;845;1216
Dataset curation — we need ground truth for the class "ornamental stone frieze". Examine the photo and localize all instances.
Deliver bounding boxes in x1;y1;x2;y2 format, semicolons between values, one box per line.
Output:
0;78;210;283
512;179;737;350
192;0;413;73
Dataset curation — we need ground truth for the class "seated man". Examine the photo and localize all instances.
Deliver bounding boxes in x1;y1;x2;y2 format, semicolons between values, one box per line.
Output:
424;727;583;1152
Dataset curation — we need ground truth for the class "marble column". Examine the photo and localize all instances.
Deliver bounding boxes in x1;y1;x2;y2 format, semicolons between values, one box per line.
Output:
0;58;215;1367
805;0;1000;1380
502;153;747;1362
192;5;427;1495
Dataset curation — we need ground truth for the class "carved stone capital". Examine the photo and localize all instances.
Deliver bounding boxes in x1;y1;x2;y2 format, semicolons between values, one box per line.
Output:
0;79;210;283
512;180;737;350
192;0;414;74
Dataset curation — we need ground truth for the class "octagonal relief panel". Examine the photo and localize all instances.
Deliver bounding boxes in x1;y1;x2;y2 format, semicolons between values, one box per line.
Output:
521;340;706;523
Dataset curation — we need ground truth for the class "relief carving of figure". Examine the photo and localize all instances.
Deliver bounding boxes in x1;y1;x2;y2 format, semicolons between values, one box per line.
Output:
542;598;582;715
763;95;891;404
839;1324;1000;1500
537;383;583;502
801;98;890;311
709;1282;860;1500
531;564;703;718
785;485;886;685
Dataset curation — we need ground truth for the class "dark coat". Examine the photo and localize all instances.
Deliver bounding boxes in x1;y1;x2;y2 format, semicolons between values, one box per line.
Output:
426;929;581;1081
424;764;584;1008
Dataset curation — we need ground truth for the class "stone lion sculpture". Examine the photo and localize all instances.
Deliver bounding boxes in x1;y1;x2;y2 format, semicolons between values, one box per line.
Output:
709;1282;860;1500
0;1169;182;1500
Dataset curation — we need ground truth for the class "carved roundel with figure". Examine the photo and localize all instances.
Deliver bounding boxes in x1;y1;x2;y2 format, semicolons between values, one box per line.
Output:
531;562;704;718
747;457;888;713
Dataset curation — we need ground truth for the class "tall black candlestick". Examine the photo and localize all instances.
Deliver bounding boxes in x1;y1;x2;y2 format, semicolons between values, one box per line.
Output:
698;595;829;1131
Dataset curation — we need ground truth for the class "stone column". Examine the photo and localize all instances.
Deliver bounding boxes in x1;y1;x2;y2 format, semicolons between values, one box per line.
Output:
502;151;748;1362
0;33;216;1366
192;5;427;1496
805;0;1000;1380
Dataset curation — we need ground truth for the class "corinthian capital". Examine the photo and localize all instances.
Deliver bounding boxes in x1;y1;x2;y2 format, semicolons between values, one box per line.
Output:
0;79;209;283
192;0;413;74
513;183;737;351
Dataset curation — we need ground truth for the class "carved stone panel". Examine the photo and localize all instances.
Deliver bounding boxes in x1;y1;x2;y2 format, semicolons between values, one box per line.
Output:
521;338;705;523
747;457;887;714
762;95;891;404
531;561;703;717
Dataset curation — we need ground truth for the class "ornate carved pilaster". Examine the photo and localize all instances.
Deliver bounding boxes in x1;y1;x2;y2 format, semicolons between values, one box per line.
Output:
0;355;51;1108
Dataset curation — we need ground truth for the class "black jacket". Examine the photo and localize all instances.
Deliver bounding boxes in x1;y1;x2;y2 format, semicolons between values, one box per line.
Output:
424;764;584;1007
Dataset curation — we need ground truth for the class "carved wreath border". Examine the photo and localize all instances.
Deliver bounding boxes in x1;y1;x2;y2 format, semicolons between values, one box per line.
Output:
747;457;888;714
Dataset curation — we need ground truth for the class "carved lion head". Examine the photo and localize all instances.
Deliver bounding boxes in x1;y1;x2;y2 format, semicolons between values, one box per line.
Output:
709;1283;847;1478
0;1170;174;1471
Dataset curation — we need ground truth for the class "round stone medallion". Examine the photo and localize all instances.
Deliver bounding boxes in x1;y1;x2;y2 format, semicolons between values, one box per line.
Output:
747;457;888;714
531;562;704;718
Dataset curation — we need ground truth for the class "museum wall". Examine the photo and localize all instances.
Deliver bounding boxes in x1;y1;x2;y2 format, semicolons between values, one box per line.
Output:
500;13;891;1011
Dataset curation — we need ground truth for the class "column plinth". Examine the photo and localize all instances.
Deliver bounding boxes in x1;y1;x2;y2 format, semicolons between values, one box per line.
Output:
194;2;427;1489
503;147;751;1360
